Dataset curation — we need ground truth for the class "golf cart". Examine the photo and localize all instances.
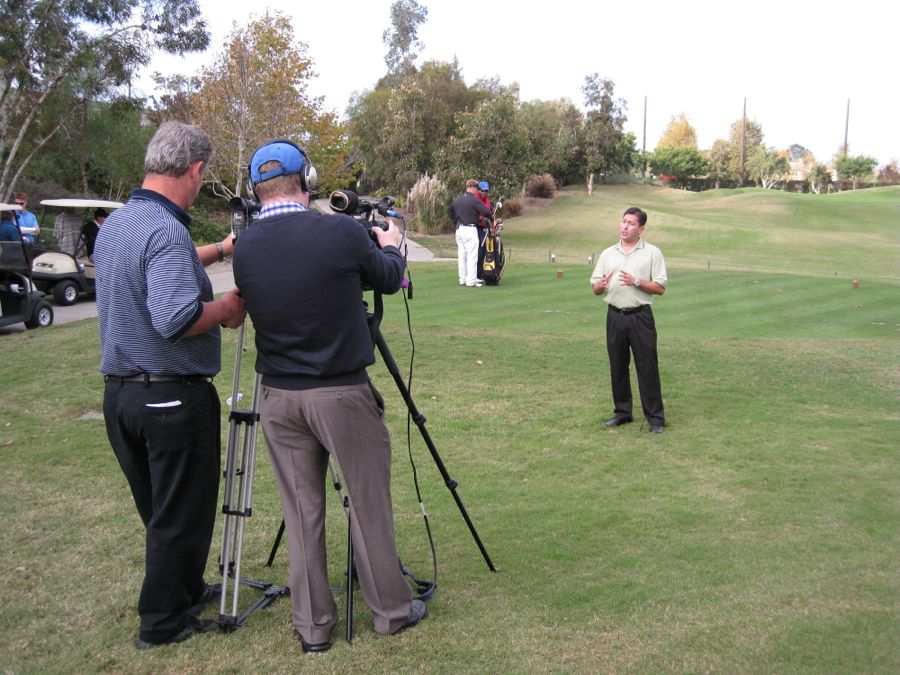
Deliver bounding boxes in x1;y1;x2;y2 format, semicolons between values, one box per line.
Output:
30;198;122;306
0;203;53;330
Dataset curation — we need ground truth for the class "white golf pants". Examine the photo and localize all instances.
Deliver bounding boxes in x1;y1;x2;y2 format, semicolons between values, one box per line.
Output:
456;225;479;286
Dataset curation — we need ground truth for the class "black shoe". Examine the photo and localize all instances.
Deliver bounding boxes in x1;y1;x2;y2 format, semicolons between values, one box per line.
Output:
188;582;222;616
604;417;633;427
300;638;331;654
649;424;664;434
393;599;428;634
136;617;218;650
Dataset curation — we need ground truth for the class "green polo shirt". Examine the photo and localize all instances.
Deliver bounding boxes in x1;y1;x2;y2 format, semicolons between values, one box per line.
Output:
589;238;667;309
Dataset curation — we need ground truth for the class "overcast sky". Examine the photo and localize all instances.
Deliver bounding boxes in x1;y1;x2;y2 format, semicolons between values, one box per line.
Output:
141;0;899;165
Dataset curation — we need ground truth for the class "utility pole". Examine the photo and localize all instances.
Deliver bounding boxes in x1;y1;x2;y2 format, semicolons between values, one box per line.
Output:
738;97;746;187
642;95;648;177
843;98;850;158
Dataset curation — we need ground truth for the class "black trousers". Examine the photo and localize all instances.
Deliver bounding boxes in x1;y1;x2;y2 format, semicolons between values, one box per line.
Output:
476;227;488;279
606;306;665;426
103;379;221;642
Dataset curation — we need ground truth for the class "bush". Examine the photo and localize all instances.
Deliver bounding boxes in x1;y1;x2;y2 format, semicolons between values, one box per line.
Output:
406;174;452;234
190;207;230;246
498;197;522;218
524;173;556;198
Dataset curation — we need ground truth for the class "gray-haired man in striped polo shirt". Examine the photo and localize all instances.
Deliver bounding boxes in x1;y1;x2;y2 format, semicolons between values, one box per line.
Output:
95;121;246;649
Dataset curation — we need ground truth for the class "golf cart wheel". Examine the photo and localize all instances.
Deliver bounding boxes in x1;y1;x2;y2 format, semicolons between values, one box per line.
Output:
53;280;78;306
25;300;54;329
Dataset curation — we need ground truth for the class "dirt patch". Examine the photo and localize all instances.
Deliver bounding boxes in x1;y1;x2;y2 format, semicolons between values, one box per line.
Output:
517;194;557;216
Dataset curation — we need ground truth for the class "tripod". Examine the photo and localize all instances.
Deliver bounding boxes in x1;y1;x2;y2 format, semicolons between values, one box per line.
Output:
263;315;496;641
217;323;289;631
266;313;497;570
371;320;496;572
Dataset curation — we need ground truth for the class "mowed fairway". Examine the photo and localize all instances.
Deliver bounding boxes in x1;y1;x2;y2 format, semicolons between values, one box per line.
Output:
1;185;898;673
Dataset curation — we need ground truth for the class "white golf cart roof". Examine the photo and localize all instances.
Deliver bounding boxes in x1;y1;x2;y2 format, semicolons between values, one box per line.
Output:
40;199;124;209
0;203;24;211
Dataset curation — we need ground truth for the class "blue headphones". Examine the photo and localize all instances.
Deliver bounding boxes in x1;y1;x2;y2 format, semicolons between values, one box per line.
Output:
248;139;318;194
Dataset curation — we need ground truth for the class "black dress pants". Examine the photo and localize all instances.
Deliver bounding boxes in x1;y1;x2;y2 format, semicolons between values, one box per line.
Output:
476;226;488;279
606;306;665;426
103;379;220;642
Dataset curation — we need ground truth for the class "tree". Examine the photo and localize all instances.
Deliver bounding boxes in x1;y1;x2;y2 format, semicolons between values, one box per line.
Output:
348;60;478;194
27;96;151;200
704;119;765;185
808;163;832;195
438;92;534;198
877;161;900;186
747;147;789;189
649;146;708;188
835;155;877;189
519;98;583;186
580;74;633;188
730;118;764;184
657;113;697;149
0;0;209;200
147;73;201;125
705;139;732;188
382;0;429;78
188;13;347;198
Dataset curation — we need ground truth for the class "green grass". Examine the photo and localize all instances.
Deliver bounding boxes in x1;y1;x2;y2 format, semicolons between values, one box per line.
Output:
487;184;900;280
1;185;898;673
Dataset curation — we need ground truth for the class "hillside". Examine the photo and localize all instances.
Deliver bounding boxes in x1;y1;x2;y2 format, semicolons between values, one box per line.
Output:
503;185;900;280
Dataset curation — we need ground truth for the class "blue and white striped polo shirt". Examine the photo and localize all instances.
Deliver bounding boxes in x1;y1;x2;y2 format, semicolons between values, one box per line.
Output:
94;189;220;376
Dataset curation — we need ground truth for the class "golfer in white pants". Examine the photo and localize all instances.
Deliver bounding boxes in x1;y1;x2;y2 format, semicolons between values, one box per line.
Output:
448;179;493;287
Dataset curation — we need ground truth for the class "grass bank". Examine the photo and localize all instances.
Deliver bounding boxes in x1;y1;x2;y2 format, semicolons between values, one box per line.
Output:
1;185;898;673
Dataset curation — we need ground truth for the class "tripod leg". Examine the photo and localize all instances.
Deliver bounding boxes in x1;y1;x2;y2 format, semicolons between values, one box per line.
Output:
345;496;353;643
374;328;496;572
327;459;355;643
266;520;285;568
219;324;248;623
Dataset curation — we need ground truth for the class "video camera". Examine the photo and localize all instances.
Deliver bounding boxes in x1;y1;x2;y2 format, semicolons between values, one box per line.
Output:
229;191;399;245
329;190;397;242
229;197;260;238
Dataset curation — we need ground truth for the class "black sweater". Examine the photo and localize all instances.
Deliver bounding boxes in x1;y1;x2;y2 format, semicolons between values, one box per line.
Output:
448;192;492;227
233;210;405;389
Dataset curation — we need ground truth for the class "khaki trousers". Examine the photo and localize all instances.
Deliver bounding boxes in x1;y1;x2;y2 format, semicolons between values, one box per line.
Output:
259;382;412;643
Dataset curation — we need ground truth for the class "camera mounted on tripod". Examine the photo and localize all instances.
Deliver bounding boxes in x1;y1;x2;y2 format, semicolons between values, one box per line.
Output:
329;190;397;243
229;197;260;238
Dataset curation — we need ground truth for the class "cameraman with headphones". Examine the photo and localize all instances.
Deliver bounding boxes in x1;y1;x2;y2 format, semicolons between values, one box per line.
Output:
232;140;427;653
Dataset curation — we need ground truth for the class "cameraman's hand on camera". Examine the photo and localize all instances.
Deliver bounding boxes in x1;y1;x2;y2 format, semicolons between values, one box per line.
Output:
374;219;403;249
219;287;247;329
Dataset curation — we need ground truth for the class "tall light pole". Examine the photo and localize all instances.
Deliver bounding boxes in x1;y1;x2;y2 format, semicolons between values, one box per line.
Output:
642;95;648;177
843;98;850;158
738;97;747;187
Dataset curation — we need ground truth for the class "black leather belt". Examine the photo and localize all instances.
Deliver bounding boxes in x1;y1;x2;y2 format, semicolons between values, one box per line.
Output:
608;304;649;314
104;374;212;384
456;223;476;228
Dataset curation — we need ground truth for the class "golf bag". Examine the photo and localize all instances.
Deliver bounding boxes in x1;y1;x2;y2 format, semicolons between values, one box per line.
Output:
481;222;505;285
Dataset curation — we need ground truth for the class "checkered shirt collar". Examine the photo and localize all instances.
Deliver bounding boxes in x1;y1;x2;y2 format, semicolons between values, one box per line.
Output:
259;200;308;219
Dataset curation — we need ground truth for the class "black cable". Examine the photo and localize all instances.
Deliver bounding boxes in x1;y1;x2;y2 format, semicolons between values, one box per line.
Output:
399;239;438;600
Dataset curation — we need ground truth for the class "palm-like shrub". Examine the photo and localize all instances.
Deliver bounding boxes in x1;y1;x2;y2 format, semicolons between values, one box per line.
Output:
406;173;452;234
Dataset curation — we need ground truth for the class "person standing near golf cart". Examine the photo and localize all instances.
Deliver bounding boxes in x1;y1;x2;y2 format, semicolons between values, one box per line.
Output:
12;192;39;246
81;207;108;259
94;121;246;649
0;209;21;241
449;179;493;287
590;207;668;433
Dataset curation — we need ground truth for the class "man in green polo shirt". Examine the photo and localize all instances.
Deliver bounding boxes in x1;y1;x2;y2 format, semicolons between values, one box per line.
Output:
590;207;668;433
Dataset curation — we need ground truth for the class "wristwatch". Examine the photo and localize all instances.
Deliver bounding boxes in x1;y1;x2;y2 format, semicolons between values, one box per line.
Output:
633;278;642;288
